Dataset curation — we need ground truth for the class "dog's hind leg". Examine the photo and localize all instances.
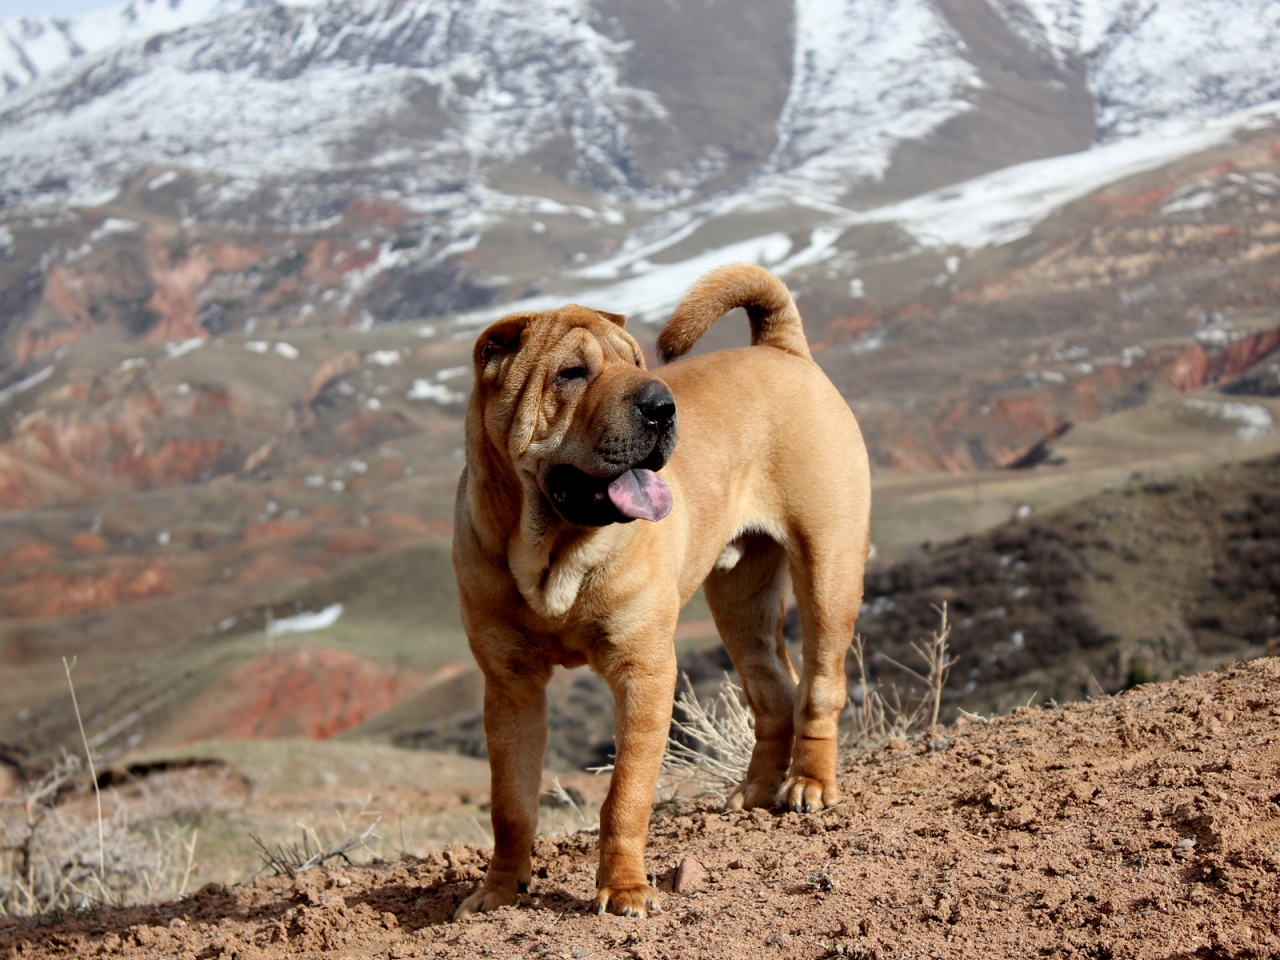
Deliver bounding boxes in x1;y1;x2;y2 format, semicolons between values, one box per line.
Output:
781;530;866;813
704;534;798;811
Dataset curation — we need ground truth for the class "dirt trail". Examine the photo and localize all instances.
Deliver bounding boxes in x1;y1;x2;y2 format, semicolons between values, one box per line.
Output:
5;659;1278;959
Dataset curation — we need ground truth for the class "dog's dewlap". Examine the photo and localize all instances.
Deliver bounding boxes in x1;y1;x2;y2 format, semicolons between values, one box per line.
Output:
607;468;672;522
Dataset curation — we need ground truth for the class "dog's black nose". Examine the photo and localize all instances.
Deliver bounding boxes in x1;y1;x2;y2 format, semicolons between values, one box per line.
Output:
635;381;676;429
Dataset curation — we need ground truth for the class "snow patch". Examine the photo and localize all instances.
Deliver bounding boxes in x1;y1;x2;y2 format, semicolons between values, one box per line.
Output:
89;217;140;241
1184;399;1274;441
459;232;793;328
147;170;179;190
830;107;1278;249
407;379;465;404
164;337;205;358
268;602;344;637
0;365;54;406
1162;191;1218;215
757;0;977;206
1;0;242;91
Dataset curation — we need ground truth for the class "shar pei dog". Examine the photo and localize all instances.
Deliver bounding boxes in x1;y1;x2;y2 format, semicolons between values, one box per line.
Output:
452;263;870;918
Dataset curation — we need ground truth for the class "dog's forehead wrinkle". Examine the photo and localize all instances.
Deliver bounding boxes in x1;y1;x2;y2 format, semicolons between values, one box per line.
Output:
571;330;604;363
599;330;638;362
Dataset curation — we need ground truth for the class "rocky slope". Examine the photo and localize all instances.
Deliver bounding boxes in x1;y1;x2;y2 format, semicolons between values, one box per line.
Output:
2;657;1278;958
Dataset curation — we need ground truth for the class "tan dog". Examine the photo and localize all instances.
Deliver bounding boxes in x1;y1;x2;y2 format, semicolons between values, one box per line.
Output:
452;263;870;919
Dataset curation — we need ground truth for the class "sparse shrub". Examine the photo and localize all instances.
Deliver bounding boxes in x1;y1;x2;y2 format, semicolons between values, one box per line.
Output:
251;802;382;877
847;603;955;747
649;605;958;800
657;676;757;797
0;755;200;917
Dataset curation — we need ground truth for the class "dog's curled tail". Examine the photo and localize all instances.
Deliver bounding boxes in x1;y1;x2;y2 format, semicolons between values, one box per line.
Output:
657;263;811;364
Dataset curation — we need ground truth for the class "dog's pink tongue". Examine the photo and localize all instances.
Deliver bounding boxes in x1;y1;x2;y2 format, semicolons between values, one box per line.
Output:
607;469;672;522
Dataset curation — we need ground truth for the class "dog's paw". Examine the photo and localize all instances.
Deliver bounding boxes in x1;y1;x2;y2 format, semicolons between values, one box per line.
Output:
591;883;662;918
453;884;520;920
724;777;780;811
779;775;838;814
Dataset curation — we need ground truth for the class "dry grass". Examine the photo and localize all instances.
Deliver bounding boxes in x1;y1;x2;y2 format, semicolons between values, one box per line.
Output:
655;676;757;798
0;756;203;917
0;659;220;917
588;674;757;800
546;778;592;829
847;602;956;747
655;604;959;798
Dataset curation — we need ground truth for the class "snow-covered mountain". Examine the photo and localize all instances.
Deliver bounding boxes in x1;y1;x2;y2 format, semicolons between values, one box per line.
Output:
2;0;1280;327
0;0;245;92
990;0;1280;140
4;0;1279;213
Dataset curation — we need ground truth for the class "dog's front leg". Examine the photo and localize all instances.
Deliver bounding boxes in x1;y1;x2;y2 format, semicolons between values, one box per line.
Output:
454;659;551;919
590;646;677;918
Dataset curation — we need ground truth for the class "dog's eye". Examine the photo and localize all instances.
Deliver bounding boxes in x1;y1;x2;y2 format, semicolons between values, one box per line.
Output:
556;366;589;383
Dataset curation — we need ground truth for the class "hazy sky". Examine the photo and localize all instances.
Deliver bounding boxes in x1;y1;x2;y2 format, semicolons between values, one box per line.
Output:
0;0;114;16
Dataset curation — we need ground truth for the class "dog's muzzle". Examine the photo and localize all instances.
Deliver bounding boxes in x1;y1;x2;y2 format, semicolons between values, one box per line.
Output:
546;384;678;527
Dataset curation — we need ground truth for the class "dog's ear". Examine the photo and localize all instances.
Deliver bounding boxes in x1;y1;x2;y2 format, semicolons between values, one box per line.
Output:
474;314;530;376
595;310;626;327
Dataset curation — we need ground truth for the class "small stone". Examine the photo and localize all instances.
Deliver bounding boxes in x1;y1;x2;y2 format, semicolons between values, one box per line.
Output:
674;856;708;894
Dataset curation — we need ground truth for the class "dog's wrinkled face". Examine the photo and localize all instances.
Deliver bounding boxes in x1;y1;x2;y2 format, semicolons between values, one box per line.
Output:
472;305;677;527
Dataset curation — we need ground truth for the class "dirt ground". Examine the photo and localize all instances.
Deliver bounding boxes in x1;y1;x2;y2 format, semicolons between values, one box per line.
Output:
4;658;1277;959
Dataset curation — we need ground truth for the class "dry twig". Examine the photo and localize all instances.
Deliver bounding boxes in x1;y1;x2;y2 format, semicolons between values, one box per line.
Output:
251;818;382;878
878;602;958;731
62;657;104;878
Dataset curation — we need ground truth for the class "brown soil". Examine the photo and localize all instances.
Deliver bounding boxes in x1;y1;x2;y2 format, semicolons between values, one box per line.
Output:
5;658;1277;959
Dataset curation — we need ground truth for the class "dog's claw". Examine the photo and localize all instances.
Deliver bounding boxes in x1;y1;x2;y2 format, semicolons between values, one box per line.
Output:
781;775;837;815
592;883;662;918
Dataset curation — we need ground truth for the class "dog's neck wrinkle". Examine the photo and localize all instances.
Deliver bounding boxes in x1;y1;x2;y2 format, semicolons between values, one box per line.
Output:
509;503;628;619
